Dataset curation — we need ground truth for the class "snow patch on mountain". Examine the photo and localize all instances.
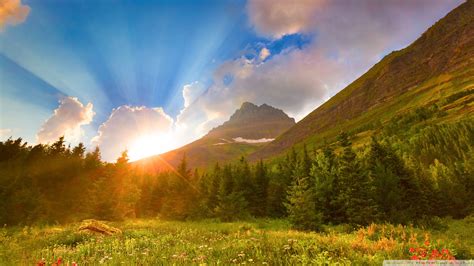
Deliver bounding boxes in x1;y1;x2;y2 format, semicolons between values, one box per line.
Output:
233;137;274;143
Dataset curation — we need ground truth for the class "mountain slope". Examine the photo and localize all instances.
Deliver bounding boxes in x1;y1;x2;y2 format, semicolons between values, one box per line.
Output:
250;0;474;160
135;102;295;171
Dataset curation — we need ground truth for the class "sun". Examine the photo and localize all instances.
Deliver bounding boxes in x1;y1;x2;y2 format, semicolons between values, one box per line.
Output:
128;134;177;162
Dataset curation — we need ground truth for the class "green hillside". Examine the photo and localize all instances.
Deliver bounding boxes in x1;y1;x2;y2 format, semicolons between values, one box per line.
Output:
250;0;474;161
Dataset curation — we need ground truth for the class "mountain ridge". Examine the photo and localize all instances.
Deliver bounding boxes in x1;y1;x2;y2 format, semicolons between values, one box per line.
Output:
249;0;474;160
134;102;295;171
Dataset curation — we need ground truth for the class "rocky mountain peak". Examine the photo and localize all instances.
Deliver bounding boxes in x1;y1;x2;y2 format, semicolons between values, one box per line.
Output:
207;102;295;139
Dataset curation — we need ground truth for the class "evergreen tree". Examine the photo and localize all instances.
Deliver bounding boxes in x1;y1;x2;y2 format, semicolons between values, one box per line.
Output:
336;132;377;225
215;165;248;221
250;160;269;216
311;147;337;223
284;164;321;231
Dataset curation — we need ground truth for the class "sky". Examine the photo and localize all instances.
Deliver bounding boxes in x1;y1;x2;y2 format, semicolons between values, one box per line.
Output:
0;0;464;161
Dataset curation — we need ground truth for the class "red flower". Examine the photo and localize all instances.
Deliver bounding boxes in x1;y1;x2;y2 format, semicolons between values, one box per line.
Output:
442;248;450;254
410;255;419;260
424;240;430;246
409;247;415;253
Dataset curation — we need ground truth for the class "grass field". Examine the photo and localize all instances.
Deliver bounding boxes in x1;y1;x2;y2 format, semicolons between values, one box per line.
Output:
1;217;473;265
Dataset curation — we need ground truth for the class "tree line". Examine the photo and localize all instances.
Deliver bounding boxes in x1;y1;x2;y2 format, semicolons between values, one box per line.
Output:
0;111;472;229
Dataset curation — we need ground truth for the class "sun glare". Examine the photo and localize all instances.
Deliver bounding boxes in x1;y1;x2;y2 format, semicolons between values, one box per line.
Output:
128;134;177;162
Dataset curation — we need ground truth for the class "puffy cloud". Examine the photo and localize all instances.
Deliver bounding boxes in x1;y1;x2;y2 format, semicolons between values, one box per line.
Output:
0;0;30;30
247;0;462;58
92;106;174;161
37;97;94;144
182;81;205;108
247;0;324;38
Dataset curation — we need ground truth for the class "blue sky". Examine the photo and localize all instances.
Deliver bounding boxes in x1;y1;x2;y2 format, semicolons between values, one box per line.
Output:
0;0;464;160
2;0;265;139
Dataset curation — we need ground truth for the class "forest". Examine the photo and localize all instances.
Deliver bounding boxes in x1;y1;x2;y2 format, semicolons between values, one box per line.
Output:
1;103;472;230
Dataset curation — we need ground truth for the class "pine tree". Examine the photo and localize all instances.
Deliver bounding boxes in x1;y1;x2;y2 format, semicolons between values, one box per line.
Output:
311;147;336;223
215;164;248;221
336;132;378;225
250;160;269;216
284;168;321;231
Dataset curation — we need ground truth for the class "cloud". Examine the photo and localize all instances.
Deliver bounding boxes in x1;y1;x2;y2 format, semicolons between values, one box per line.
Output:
247;0;463;59
175;0;462;142
37;97;94;144
182;81;205;108
92;106;174;161
0;128;13;140
259;47;271;61
176;46;347;139
0;0;30;30
246;0;324;39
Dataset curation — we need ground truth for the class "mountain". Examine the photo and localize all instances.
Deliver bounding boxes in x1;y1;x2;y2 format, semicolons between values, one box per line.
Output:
250;0;474;160
207;102;295;140
135;102;295;171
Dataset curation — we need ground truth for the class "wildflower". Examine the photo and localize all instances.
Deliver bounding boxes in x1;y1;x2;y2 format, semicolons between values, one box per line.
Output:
409;247;415;253
441;248;450;254
424;240;430;246
410;255;419;260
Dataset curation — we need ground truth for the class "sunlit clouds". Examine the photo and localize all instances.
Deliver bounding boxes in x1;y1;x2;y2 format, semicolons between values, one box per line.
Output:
259;48;271;61
91;106;174;162
0;0;30;30
247;0;324;38
37;97;95;144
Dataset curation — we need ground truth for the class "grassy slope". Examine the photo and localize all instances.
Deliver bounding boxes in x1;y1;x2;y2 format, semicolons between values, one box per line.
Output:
250;0;474;161
133;137;264;173
1;217;473;265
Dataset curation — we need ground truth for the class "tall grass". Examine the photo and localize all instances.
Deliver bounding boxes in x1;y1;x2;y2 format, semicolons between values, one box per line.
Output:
1;217;472;265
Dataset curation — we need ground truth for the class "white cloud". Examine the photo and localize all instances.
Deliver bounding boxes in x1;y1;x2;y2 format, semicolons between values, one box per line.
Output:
91;106;175;161
37;97;94;144
0;0;30;30
182;81;205;108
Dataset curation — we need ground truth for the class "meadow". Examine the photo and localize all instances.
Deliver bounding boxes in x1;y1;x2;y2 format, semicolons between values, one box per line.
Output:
1;216;473;265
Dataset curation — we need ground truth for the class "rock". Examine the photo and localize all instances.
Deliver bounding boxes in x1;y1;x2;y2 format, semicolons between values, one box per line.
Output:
77;219;122;235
